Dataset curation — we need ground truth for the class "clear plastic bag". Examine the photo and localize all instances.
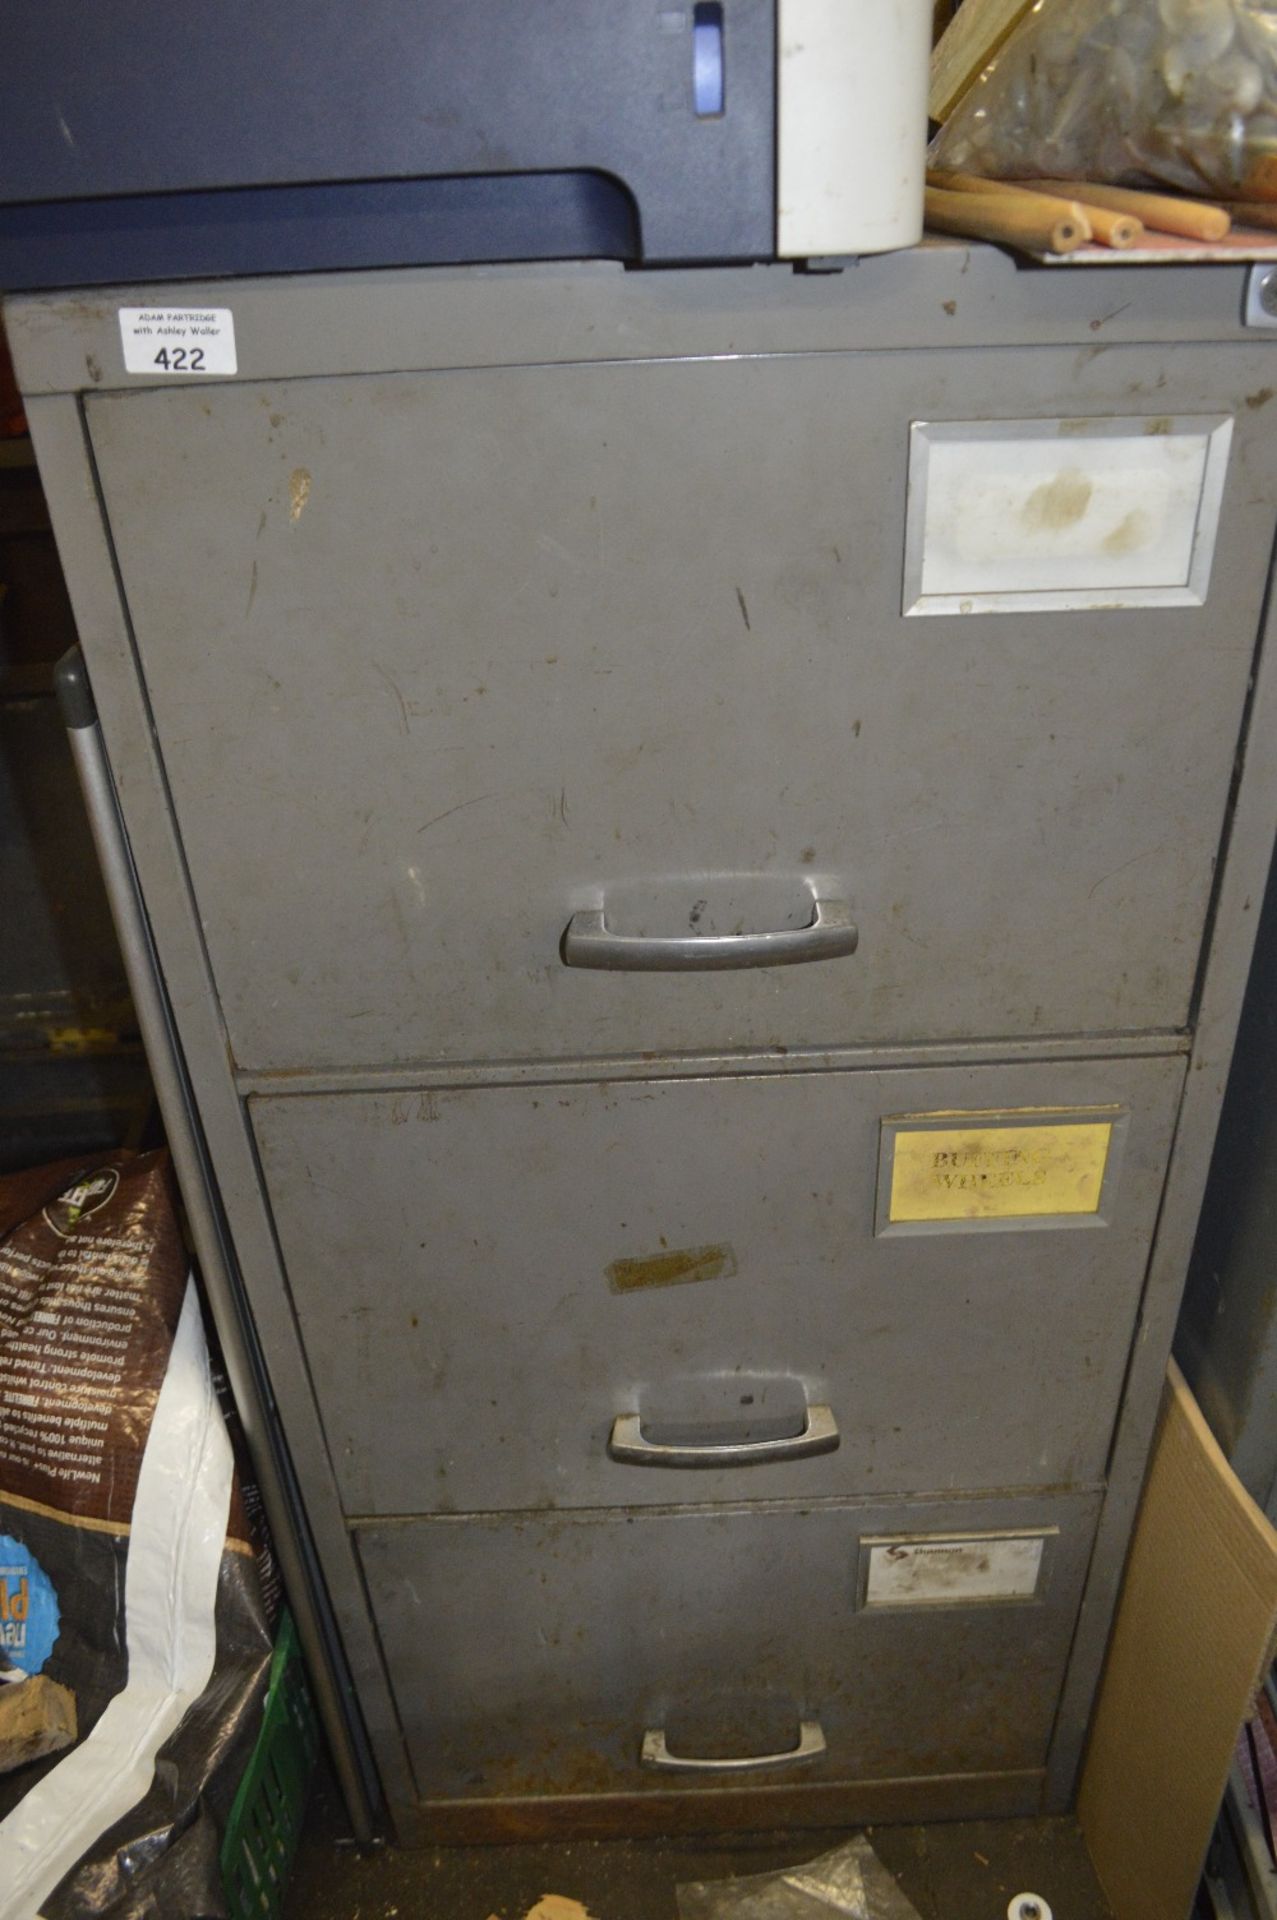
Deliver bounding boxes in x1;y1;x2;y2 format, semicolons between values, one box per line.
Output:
676;1836;924;1920
930;0;1277;200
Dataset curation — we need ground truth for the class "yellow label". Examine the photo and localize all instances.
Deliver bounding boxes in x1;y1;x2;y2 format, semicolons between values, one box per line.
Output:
889;1119;1113;1223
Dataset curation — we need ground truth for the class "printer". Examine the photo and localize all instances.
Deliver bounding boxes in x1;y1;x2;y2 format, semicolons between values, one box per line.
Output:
0;0;931;288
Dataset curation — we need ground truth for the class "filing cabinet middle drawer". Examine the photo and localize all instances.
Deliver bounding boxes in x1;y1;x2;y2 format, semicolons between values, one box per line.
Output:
253;1052;1184;1516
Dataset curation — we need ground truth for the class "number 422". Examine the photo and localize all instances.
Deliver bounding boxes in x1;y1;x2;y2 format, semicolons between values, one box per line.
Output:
153;346;205;371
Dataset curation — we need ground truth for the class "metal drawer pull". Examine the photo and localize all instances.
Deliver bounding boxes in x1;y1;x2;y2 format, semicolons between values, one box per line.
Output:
641;1719;827;1773
609;1404;839;1467
561;898;858;971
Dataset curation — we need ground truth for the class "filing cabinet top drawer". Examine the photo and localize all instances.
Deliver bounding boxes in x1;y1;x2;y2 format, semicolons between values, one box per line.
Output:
253;1053;1184;1516
87;344;1273;1071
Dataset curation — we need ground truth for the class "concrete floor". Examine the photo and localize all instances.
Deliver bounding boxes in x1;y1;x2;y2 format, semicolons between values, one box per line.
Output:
287;1772;1113;1919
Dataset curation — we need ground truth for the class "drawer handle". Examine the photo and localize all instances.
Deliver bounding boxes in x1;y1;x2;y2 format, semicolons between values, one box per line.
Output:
608;1404;839;1467
641;1718;827;1773
561;898;858;971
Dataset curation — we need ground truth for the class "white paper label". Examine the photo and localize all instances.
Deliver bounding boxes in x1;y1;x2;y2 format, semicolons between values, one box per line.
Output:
118;308;237;377
903;415;1232;616
863;1533;1047;1608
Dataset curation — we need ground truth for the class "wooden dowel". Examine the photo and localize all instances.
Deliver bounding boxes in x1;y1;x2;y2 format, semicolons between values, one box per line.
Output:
1066;204;1141;249
1241;155;1277;203
924;185;1087;255
1226;202;1277;233
930;170;1142;248
927;170;1096;242
1020;179;1230;242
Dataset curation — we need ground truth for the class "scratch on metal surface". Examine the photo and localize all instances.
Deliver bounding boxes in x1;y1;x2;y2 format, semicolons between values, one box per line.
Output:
1089;300;1132;333
416;791;501;835
374;662;410;736
1087;843;1165;900
607;1244;738;1294
537;533;588;572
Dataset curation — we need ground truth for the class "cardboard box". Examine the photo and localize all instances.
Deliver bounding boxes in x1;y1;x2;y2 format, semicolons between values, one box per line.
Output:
1079;1361;1277;1920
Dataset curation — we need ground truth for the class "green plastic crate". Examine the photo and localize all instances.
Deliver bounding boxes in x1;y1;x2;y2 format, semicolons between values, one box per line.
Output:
220;1611;320;1920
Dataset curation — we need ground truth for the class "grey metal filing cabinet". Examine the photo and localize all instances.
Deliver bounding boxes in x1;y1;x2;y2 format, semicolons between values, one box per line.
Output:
8;247;1277;1843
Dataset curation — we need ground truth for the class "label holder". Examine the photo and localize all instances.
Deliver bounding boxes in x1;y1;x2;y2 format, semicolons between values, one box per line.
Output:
875;1105;1129;1236
856;1527;1059;1612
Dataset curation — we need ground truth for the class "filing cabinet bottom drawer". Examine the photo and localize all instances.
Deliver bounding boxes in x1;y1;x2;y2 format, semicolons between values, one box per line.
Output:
356;1488;1100;1836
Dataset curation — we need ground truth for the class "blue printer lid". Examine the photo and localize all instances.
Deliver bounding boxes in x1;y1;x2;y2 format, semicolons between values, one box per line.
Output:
0;0;775;289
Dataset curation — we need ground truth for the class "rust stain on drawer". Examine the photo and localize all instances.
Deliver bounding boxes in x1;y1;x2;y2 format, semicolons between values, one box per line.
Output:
607;1244;738;1294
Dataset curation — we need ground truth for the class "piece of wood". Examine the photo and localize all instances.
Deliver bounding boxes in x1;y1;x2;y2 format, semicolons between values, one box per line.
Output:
0;1674;78;1774
929;169;1142;248
932;0;957;43
929;0;1037;123
1022;179;1230;242
1227;202;1277;233
924;185;1086;255
1079;1362;1277;1920
1062;204;1142;250
1241;155;1277;203
928;171;1095;243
